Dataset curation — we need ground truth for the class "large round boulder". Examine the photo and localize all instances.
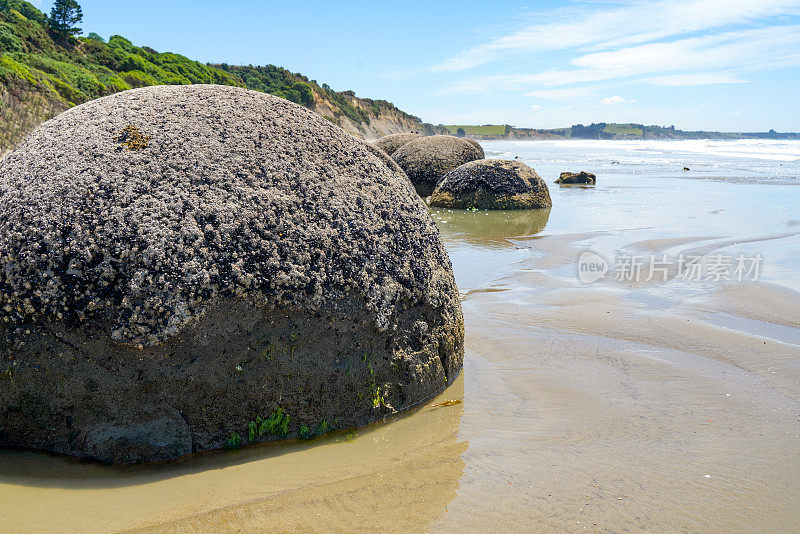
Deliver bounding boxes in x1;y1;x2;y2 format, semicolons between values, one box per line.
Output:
372;132;421;156
0;85;464;463
430;159;552;210
392;135;484;197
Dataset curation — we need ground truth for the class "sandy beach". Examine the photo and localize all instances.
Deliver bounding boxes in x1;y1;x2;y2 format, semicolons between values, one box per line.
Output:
1;139;798;532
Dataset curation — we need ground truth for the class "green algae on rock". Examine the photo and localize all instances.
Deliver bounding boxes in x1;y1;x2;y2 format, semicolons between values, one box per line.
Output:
430;159;553;210
0;84;464;463
392;135;484;197
113;124;151;152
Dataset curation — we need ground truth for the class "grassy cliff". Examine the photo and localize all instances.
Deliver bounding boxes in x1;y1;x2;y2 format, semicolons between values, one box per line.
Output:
0;2;434;154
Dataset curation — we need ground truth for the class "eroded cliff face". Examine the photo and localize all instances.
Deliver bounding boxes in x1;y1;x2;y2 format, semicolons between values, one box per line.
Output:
0;83;67;160
311;92;445;140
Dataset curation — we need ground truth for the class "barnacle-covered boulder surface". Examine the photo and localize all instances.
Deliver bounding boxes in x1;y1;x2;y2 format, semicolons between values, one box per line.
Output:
462;137;485;156
430;159;553;210
392;135;484;197
372;132;421;157
0;85;464;463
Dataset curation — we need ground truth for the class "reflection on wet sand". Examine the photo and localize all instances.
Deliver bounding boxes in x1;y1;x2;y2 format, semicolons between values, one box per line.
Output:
431;207;551;249
431;207;800;532
0;376;466;533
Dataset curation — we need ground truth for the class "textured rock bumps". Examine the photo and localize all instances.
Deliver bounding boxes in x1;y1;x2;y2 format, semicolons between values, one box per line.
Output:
372;132;421;156
0;85;464;463
392;135;484;197
555;171;596;184
430;159;552;210
462;138;483;152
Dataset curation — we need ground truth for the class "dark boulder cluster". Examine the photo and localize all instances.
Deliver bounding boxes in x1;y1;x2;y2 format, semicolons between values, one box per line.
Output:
372;133;558;210
0;85;464;463
387;135;485;197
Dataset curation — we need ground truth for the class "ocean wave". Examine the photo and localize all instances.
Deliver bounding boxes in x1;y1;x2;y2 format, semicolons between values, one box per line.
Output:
499;139;800;162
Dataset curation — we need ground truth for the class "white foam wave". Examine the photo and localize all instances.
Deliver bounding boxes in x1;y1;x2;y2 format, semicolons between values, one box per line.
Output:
508;139;800;162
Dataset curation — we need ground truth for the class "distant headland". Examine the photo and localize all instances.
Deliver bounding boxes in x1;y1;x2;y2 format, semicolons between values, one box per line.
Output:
440;123;800;141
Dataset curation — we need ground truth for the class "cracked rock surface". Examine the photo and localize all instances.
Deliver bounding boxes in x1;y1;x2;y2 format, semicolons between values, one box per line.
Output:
0;85;463;463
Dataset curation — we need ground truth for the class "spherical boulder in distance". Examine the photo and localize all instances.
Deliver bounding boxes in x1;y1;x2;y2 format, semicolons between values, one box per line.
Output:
393;135;484;197
372;132;421;157
430;159;552;210
0;85;464;463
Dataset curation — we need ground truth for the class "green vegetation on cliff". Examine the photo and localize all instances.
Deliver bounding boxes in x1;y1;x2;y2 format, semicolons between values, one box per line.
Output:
0;2;431;152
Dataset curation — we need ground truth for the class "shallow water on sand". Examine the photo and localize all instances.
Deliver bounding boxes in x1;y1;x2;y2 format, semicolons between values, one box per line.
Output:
1;140;799;532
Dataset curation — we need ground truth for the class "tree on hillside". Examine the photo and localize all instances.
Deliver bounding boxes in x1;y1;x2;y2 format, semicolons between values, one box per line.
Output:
456;127;466;137
48;0;83;40
292;81;314;106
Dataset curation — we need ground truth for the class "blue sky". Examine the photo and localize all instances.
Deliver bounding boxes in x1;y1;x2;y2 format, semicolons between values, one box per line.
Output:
37;0;800;131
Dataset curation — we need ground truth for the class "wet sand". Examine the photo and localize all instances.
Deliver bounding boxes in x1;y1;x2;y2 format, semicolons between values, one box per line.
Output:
0;376;466;533
1;142;800;532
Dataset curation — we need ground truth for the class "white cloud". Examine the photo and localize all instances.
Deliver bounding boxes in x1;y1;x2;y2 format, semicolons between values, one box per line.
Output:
727;110;746;117
644;72;748;86
530;104;543;110
524;87;597;99
571;25;800;74
601;96;635;105
431;0;800;72
441;24;800;94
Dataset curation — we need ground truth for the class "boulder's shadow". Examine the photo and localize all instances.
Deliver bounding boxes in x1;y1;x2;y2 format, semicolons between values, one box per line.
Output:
0;375;467;532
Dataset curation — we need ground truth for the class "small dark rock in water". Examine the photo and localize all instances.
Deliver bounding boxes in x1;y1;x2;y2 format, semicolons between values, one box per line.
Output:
430;159;552;210
0;85;464;463
555;171;597;185
393;135;484;197
372;132;421;156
